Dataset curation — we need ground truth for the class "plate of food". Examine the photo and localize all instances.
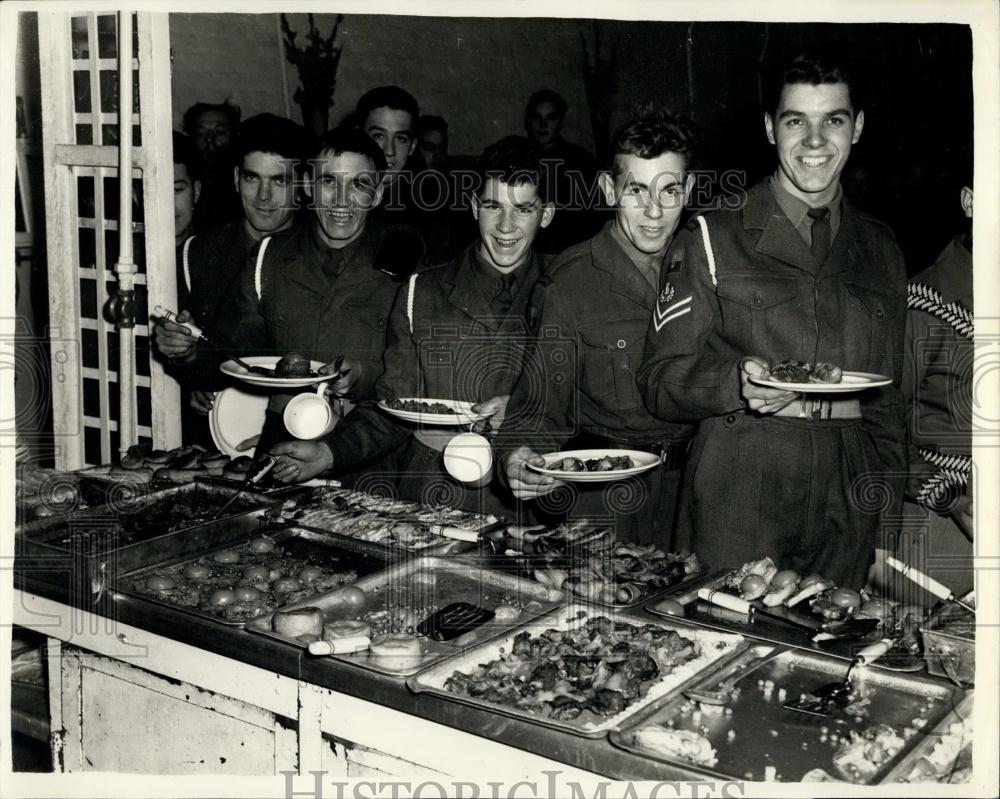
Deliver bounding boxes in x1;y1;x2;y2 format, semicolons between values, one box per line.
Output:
377;397;486;426
749;361;891;393
526;449;660;482
220;353;334;388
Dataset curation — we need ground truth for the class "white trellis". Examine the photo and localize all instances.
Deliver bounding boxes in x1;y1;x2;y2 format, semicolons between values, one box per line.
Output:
38;11;179;469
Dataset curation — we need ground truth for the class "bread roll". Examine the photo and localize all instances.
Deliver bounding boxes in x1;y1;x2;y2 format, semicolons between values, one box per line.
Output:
368;633;422;672
272;607;324;638
323;620;372;640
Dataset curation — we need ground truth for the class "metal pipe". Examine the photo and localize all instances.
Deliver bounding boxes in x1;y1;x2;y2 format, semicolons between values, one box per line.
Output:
115;10;137;456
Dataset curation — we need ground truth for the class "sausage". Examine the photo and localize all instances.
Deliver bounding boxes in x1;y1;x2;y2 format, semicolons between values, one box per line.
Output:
761;581;797;607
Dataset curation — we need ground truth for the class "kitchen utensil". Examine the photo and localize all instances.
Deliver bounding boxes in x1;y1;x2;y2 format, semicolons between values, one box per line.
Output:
683;646;786;705
697;588;817;632
210;455;277;520
784;638;895;716
417;602;496;642
886;557;975;614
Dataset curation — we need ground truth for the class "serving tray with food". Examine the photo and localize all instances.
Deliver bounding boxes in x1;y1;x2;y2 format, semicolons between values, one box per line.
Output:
610;641;964;783
407;604;745;738
247;556;560;676
118;525;387;626
377;397;487;426
748;360;891;393
647;557;929;669
479;519;704;608
525;449;661;482
279;487;501;556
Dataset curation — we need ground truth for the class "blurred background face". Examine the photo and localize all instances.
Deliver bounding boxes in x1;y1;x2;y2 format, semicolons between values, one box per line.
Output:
234;151;299;238
473;178;553;271
309;150;383;248
364;107;415;177
191;109;235;167
604;152;691;255
525;101;563;150
173;163;199;245
418;129;447;172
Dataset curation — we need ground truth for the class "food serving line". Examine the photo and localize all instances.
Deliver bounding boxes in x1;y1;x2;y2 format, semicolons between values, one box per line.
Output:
12;469;974;782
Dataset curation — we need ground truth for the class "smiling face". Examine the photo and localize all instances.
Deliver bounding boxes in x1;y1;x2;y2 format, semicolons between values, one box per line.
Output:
234;151;299;240
173;163;200;245
364;107;416;177
764;82;864;208
602;152;692;256
472;178;554;272
306;150;383;249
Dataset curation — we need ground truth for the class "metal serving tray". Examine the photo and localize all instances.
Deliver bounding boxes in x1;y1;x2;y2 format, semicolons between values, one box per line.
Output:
406;604;746;739
609;642;964;783
248;556;561;676
920;592;976;685
647;570;925;672
116;525;389;627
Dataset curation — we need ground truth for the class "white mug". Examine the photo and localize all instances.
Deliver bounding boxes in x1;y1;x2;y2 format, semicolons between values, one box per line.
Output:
443;432;494;487
283;384;337;440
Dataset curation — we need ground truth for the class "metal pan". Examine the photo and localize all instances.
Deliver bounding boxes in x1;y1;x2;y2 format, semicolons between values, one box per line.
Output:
115;525;389;627
920;593;976;685
407;604;746;739
610;643;964;783
248;555;561;676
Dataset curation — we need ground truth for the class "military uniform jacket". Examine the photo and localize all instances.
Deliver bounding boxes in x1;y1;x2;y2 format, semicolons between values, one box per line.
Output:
176;219;257;329
325;244;546;515
637;180;907;585
903;235;973;512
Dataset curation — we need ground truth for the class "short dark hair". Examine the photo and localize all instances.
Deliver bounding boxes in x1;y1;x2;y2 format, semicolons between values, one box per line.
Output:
314;126;389;176
236;113;312;172
610;107;699;175
765;51;861;116
525;89;567;118
356;86;419;126
172;131;201;182
416;115;448;140
475;136;544;199
181;101;241;136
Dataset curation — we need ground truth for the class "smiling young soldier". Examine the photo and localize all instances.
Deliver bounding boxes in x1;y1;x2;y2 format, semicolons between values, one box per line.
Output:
501;109;697;545
268;137;553;517
637;53;907;587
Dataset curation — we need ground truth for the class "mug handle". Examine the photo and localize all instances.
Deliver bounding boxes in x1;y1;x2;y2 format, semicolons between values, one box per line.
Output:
314;382;327;397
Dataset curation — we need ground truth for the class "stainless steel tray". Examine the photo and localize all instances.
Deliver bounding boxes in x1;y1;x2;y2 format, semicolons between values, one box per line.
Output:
647;570;925;672
879;690;974;783
248;556;561;676
407;603;746;739
609;642;965;783
116;525;389;628
920;592;975;685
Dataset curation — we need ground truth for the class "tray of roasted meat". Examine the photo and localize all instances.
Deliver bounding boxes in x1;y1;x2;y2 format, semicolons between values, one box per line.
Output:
407;604;746;738
647;559;928;670
247;556;561;676
278;487;502;557
473;520;705;608
610;642;965;783
116;525;389;626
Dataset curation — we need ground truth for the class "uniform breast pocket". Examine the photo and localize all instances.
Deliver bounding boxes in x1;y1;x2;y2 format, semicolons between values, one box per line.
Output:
578;319;647;413
843;282;902;373
260;291;322;353
716;275;801;355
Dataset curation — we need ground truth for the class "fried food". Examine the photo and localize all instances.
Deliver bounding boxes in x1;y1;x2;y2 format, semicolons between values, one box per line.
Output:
766;360;844;384
385;397;456;414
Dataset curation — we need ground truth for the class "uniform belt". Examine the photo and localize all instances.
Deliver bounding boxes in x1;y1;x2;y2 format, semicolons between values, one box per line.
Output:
771;396;862;420
581;433;692;471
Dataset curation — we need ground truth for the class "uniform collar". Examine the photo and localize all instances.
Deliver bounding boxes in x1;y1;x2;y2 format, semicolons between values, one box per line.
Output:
768;175;842;245
446;244;542;330
591;222;659;309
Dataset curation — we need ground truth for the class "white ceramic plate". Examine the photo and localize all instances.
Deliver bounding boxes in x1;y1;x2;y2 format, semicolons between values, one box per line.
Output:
749;371;892;393
377;398;486;426
526;449;661;482
209;386;269;458
219;356;334;388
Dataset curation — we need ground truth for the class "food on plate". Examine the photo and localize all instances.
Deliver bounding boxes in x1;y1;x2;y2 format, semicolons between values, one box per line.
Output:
323;619;372;640
144;576;176;591
274;352;313;378
385;397;456;414
765;360;844;384
548;455;636;472
209;589;237;606
298;566;323;584
829;587;863;610
212;549;240;564
632;726;718;767
248;536;276;554
183;563;211;580
724;556;778;591
760;580;797;607
368;633;424;672
272;577;303;594
339;586;367;607
652;598;685;616
739;574;768;601
786;576;834;607
272;606;325;638
234;586;263;602
831;724;906;783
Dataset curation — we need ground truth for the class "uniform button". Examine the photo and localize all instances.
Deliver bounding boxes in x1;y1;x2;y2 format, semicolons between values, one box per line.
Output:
617;339;626;349
753;291;763;305
876;308;884;319
726;414;737;423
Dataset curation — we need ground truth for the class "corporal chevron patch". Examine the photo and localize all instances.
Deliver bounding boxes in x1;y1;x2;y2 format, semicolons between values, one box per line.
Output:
653;288;692;332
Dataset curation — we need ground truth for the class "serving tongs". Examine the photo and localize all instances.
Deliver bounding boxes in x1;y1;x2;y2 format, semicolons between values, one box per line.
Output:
209;455;278;520
696;588;879;640
784;638;895;716
886;556;975;614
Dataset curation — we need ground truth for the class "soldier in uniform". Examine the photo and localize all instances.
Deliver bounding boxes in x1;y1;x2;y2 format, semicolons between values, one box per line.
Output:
637;53;907;587
268;137;553;519
501;109;698;545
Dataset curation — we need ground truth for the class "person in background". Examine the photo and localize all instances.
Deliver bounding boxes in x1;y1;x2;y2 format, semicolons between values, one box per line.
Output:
501;109;697;545
269;137;554;519
524;89;602;255
172;131;201;249
415;114;448;173
182;99;242;227
637;52;907;587
885;160;974;606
